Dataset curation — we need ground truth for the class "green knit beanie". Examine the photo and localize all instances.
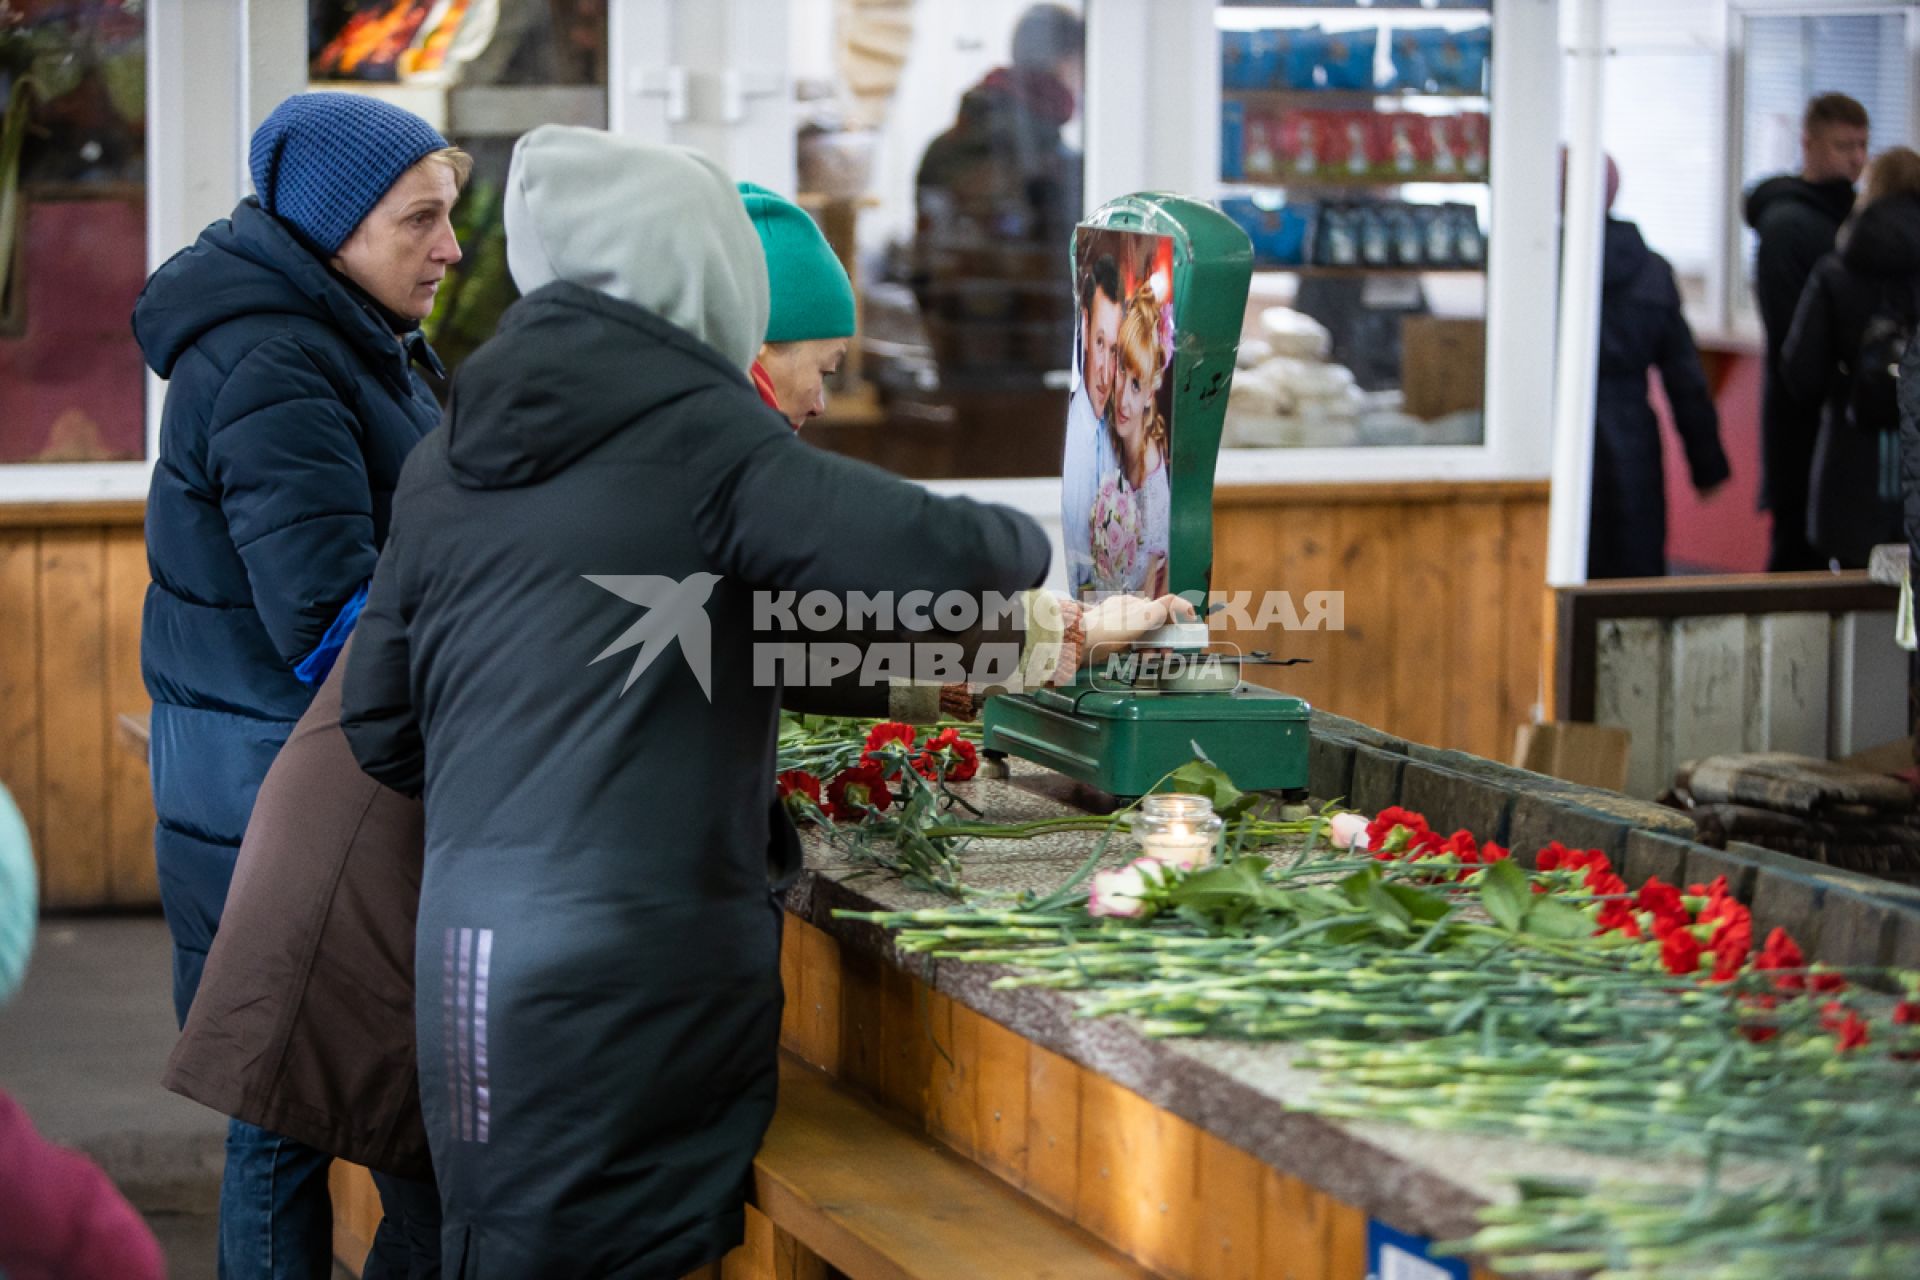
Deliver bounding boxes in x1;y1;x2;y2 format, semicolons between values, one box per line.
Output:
737;182;856;343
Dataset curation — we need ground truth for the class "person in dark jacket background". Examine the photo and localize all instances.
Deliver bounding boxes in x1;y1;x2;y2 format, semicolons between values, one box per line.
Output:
912;4;1083;390
1782;147;1920;569
340;125;1051;1278
1746;92;1869;571
131;90;466;1278
1588;159;1731;578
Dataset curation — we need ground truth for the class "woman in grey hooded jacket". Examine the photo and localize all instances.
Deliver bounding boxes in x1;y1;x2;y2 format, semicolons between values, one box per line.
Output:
339;127;1051;1277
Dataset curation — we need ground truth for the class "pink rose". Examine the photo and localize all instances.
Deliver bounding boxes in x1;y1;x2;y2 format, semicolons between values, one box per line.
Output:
1087;857;1170;918
1326;811;1371;852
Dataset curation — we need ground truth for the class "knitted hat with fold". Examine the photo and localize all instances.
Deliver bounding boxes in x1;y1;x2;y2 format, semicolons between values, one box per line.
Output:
249;91;449;254
0;784;34;1003
737;183;856;343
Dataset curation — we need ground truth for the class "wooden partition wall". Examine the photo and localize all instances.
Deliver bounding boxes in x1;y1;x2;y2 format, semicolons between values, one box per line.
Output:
0;480;1548;910
0;501;152;909
1212;480;1550;763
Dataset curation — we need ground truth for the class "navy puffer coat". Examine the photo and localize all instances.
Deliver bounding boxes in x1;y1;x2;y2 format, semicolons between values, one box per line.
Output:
133;198;443;1023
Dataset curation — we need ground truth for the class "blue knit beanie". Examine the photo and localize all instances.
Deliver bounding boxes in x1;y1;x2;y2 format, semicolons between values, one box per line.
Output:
0;784;34;1004
249;92;449;254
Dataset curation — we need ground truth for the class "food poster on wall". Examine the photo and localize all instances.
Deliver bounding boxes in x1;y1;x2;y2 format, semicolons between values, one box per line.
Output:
1063;228;1177;602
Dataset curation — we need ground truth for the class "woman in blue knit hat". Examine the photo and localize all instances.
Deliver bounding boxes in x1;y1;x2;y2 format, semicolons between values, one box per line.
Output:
131;90;469;1279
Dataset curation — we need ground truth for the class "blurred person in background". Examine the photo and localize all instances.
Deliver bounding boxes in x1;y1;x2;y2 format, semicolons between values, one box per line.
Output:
1585;155;1730;578
1746;92;1870;571
1782;146;1920;569
0;784;165;1280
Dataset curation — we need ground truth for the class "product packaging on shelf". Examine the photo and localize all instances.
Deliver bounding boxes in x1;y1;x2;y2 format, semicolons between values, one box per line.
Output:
1386;25;1490;95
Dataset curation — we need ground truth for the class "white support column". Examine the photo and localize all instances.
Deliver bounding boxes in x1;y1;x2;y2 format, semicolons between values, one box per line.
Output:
1546;0;1608;588
1083;0;1216;212
143;0;251;485
1482;0;1562;482
610;0;792;192
609;0;681;145
241;0;308;178
678;0;794;192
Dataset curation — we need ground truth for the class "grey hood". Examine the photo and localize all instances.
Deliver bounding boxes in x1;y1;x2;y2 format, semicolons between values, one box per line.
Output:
503;126;769;372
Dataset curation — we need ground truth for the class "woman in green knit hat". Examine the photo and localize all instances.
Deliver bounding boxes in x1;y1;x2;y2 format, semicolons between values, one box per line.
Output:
738;182;858;428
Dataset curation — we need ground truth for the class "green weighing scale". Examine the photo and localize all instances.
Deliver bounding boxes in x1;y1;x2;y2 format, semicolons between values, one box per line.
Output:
982;192;1312;798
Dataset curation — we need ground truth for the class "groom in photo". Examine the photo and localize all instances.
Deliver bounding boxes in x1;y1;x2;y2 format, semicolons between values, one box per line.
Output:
1063;251;1124;596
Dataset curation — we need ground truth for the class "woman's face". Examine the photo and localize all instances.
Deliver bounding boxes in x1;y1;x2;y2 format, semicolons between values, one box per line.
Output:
759;339;849;429
1112;356;1157;449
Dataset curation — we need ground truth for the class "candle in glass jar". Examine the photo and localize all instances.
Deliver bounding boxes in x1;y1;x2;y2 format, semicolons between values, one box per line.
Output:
1134;794;1222;870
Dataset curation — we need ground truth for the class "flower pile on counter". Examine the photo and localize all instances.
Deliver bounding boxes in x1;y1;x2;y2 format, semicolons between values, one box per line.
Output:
775;723;1920;1278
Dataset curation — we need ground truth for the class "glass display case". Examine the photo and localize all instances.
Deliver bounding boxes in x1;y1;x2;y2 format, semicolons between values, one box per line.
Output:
306;0;610;382
1214;0;1492;451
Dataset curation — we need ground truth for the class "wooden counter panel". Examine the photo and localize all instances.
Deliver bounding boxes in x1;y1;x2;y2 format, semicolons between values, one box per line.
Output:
1214;485;1549;763
0;522;154;907
775;915;1498;1280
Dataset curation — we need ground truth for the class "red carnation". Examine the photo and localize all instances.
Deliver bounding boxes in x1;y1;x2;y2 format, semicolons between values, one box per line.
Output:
1660;929;1703;976
776;769;823;820
1585;869;1629;898
1635;875;1681;924
1821;1001;1870;1052
1480;842;1511;863
1596;897;1642;938
1686;875;1732;903
826;761;893;822
1755;928;1806;992
1810;970;1849;995
915;728;980;783
1366;807;1441;860
863;721;918;762
1708;920;1752;983
1895;1000;1920;1026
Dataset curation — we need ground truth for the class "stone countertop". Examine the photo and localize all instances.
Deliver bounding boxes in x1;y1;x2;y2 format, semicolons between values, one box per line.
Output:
783;762;1709;1252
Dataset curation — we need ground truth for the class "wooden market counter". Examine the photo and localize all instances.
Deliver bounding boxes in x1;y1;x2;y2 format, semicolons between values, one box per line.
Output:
114;701;1920;1278
330;762;1526;1280
327;713;1920;1279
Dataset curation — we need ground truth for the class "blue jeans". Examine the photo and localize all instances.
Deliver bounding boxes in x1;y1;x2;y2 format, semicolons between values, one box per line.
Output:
218;1118;333;1279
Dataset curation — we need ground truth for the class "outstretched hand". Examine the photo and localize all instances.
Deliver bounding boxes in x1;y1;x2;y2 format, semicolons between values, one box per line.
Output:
1082;593;1199;655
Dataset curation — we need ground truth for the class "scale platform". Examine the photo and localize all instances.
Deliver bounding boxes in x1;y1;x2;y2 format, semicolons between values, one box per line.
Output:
982;668;1310;799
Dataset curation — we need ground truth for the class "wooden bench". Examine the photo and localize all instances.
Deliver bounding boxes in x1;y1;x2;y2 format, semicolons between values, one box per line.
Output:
333;1052;1145;1279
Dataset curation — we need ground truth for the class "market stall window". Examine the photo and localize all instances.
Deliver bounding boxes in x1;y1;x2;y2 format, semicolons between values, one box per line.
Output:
1215;0;1491;451
307;0;608;383
0;0;146;464
788;0;1086;480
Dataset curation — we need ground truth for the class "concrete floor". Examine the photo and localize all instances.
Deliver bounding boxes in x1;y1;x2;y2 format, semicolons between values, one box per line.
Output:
0;918;222;1278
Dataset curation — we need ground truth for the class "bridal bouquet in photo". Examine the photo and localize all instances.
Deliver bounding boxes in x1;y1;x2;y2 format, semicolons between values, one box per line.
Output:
1089;469;1143;592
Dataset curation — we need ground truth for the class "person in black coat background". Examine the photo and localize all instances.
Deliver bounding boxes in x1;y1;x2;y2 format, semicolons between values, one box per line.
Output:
1782;147;1920;569
912;4;1084;390
341;127;1052;1278
1746;92;1869;571
132;90;468;1279
1585;160;1731;579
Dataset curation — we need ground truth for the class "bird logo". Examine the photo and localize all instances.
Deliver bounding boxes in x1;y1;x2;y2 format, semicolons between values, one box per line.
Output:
583;573;722;700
